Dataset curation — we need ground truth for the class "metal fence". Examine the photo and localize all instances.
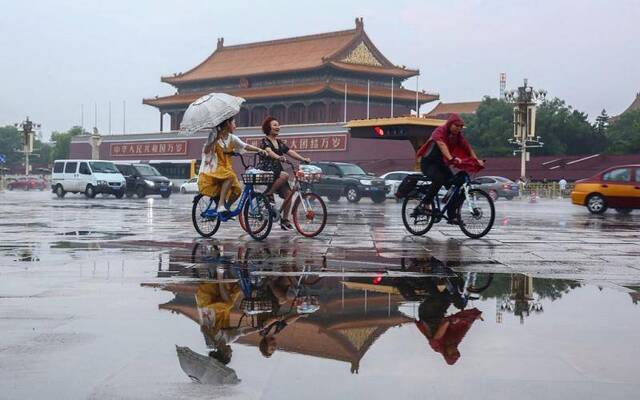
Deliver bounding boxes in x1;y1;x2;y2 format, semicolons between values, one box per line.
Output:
519;182;573;199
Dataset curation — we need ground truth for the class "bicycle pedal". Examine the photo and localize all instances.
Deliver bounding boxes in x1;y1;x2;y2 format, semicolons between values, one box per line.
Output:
203;210;218;219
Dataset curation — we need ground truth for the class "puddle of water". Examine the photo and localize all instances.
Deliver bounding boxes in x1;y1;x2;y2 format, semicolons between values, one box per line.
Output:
141;255;640;397
55;230;136;240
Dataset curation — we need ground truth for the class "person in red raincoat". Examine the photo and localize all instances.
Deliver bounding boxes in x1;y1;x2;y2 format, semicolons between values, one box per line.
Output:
415;114;484;223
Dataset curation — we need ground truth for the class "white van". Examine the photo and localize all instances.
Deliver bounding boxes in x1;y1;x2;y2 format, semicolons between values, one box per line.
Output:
51;160;126;198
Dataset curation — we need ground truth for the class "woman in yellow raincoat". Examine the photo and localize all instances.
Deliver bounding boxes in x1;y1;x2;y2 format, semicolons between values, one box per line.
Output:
198;116;266;216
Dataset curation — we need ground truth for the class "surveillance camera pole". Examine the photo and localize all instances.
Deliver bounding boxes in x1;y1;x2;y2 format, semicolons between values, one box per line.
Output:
504;79;545;181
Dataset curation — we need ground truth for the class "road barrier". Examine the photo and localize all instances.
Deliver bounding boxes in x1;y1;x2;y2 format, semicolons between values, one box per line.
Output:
519;182;573;199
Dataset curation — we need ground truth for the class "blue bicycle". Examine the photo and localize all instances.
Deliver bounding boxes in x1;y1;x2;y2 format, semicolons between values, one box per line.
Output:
191;153;274;241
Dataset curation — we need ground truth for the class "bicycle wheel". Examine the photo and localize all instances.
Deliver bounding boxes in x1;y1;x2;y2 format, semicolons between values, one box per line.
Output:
466;272;494;293
292;192;327;237
401;195;435;236
458;189;495;239
243;192;273;241
191;194;221;238
239;203;270;234
238;210;248;232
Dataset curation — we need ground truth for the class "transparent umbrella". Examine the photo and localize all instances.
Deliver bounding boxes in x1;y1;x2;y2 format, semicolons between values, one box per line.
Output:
176;345;241;385
179;93;245;135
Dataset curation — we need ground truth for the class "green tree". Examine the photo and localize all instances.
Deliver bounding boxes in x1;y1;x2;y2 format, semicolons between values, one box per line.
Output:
50;126;86;160
36;142;53;165
464;97;514;157
464;97;605;156
0;125;23;165
606;110;640;154
535;98;605;155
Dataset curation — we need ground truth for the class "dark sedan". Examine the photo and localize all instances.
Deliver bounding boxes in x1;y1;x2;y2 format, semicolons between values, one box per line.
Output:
115;163;173;198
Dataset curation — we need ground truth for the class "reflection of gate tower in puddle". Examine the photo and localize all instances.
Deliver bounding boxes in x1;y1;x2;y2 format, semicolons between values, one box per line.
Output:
152;277;412;374
497;274;543;324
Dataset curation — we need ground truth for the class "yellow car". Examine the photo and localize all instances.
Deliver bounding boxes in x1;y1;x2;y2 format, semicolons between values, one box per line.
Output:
571;164;640;214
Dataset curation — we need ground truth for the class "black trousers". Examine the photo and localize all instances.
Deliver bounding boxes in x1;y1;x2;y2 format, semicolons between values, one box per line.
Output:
420;158;465;219
421;158;453;202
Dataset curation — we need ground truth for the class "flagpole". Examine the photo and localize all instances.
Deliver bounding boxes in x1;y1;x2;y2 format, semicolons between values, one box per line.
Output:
391;77;394;118
367;80;370;119
109;101;112;134
123;100;126;134
344;82;347;123
415;75;419;116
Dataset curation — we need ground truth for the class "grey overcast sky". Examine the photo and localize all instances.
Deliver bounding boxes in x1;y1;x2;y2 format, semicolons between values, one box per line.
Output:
1;0;638;140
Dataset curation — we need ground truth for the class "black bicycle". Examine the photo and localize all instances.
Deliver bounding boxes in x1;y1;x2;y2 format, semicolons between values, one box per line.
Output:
402;173;495;239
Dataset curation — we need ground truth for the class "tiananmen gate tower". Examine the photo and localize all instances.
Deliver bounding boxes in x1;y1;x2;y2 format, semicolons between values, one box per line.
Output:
143;18;438;130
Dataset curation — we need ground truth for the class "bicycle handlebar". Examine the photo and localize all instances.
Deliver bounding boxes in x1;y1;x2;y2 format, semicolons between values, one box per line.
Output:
233;151;310;172
231;152;250;169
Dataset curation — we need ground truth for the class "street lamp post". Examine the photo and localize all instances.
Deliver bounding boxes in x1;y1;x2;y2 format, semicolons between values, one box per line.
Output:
15;117;41;176
504;79;546;181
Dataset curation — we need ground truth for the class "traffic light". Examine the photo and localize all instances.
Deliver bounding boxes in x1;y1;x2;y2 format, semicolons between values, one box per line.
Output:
372;125;407;137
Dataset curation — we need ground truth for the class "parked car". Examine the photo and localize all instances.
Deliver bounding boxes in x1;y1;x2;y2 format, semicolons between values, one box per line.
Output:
51;160;125;198
380;171;416;201
309;162;387;203
180;177;199;194
7;176;48;191
571;164;640;214
471;176;519;200
380;170;447;202
115;163;173;198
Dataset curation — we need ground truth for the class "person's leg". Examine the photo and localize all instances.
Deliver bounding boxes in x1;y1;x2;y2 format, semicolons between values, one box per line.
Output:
217;178;232;211
279;184;294;224
446;171;466;221
422;164;450;209
226;176;242;209
265;170;287;196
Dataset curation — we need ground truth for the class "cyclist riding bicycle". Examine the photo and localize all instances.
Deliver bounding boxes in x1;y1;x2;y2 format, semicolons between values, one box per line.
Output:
198;116;267;218
256;116;311;231
415;113;484;224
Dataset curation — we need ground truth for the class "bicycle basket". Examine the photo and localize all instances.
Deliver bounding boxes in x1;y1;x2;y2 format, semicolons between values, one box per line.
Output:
241;172;274;185
240;297;274;315
292;295;320;314
295;170;322;183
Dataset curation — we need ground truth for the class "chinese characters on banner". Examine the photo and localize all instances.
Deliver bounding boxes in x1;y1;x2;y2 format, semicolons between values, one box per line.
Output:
110;141;188;157
243;134;348;152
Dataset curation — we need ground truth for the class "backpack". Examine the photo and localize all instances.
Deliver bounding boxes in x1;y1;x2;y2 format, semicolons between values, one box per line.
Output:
395;174;421;199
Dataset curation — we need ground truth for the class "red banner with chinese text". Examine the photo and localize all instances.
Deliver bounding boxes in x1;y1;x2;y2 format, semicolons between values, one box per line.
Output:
243;134;347;152
110;141;188;157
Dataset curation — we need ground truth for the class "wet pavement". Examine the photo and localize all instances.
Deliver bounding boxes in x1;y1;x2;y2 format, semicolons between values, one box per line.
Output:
1;191;639;399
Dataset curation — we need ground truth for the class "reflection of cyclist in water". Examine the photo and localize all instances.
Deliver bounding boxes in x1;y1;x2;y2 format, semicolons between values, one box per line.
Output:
394;267;483;365
411;279;482;365
195;272;259;364
258;313;308;358
255;270;320;358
